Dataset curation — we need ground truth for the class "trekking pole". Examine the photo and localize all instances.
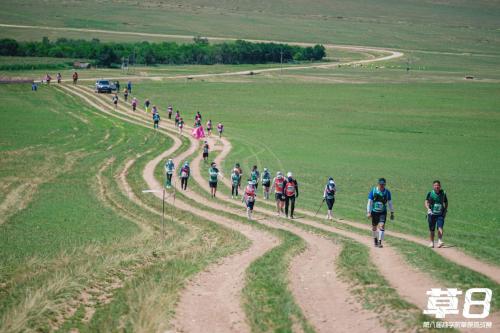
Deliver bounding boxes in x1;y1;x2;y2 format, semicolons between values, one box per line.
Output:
314;198;326;217
162;188;166;238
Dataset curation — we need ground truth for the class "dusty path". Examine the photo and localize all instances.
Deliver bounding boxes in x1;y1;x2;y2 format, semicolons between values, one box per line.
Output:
71;86;387;332
65;83;499;331
197;136;500;332
213;136;500;285
61;85;281;332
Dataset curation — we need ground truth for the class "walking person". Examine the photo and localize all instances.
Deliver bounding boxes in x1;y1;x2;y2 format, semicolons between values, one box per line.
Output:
208;162;220;198
115;81;120;94
261;168;271;200
112;93;119;109
250;165;260;191
367;178;394;248
178;117;184;135
243;180;257;220
45;73;52;84
131;97;138;112
271;171;286;216
151;105;158;115
323;177;336;220
167;105;173;120
206;119;212;136
123;88;129;102
144;99;151;113
179;161;190;190
153;111;160;129
175;111;180;128
72;71;78;85
217;122;224;138
56;73;62;84
425;180;448;248
164;159;175;188
284;172;299;219
202;141;209;163
231;168;241;199
127;80;132;93
234;163;243;189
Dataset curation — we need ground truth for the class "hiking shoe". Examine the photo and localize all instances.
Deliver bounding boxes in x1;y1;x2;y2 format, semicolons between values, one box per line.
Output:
428;241;434;248
438;240;444;248
374;238;378;247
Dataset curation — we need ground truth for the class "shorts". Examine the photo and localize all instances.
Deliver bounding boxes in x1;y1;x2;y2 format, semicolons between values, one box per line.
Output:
371;211;387;226
203;152;208;158
209;181;217;189
428;215;445;231
247;200;255;210
326;197;335;210
263;182;271;188
275;193;285;201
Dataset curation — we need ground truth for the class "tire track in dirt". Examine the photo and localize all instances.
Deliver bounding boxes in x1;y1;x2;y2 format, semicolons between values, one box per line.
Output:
73;86;386;332
61;84;280;333
69;83;499;331
208;136;500;332
213;135;500;285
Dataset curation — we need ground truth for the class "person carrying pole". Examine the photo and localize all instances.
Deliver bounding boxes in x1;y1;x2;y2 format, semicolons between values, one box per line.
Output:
323;177;336;220
284;172;299;219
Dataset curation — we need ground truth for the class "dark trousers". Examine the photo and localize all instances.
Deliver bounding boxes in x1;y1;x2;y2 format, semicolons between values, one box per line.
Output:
285;195;296;217
181;177;188;190
167;173;173;183
232;185;239;196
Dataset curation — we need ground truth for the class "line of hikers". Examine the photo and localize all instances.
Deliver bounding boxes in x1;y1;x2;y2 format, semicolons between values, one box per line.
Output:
165;158;448;249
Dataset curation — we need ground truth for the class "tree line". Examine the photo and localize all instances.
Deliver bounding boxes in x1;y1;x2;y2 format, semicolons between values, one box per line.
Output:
0;37;326;67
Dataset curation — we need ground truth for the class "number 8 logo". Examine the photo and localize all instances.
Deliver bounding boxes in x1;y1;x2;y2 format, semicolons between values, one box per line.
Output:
463;288;492;319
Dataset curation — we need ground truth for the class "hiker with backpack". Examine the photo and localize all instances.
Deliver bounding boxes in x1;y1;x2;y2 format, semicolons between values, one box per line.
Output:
261;168;272;200
323;177;337;220
179;161;190;190
131;97;138;112
153;111;160;129
202;141;209;163
271;171;286;216
425;180;448;248
250;165;260;191
231;168;241;199
283;172;299;219
164;159;175;188
243;180;257;220
208;162;220;198
367;178;394;248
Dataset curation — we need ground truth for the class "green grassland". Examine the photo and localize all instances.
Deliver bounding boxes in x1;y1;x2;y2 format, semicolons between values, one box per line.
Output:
129;78;500;265
1;0;499;54
0;84;251;332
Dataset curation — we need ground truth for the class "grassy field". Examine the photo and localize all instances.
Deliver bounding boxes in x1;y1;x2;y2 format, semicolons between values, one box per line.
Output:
0;84;251;332
1;0;499;54
128;78;500;265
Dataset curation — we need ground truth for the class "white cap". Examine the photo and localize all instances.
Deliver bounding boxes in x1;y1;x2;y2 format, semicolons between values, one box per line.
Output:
287;172;292;178
264;168;268;172
277;171;282;176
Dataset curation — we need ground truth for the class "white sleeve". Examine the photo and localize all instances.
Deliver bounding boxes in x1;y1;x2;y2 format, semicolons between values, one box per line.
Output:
367;199;373;214
388;200;394;213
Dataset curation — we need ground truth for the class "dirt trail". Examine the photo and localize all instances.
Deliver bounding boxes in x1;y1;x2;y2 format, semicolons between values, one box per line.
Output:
64;84;499;332
73;87;387;332
200;136;500;332
213;135;500;285
67;85;280;333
